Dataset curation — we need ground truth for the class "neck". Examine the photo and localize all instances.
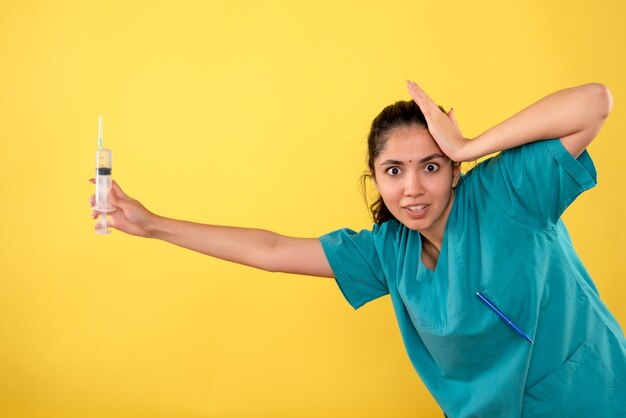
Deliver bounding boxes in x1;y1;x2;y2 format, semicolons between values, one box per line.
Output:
419;190;455;251
420;231;443;253
419;228;445;272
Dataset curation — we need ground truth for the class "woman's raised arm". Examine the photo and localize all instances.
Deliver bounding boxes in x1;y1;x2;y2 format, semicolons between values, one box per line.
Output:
407;81;613;161
90;181;334;278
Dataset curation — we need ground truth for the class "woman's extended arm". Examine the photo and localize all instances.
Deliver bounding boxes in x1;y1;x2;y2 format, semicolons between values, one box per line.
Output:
407;81;613;161
90;181;334;278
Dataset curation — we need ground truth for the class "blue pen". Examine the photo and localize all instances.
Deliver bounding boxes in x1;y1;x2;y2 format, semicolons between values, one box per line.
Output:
476;292;534;344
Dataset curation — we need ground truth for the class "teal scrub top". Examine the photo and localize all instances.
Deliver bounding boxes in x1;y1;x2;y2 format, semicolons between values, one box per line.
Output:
320;139;626;417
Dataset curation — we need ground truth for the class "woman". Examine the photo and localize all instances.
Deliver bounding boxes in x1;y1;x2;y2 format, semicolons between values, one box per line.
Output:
91;81;625;417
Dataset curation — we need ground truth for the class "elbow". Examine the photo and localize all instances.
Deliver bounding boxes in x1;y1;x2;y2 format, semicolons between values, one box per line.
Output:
257;232;289;273
585;82;613;120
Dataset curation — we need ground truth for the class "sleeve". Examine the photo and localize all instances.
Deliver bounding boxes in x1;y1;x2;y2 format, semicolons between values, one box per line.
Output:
319;223;392;310
470;138;597;228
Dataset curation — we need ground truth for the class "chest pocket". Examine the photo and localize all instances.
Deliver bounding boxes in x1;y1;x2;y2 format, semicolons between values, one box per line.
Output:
402;250;534;379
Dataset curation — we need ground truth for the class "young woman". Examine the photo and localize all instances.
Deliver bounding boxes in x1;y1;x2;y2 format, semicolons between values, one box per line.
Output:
91;81;625;417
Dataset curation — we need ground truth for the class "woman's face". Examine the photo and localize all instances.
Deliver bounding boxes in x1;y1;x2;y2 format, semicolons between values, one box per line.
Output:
373;124;460;236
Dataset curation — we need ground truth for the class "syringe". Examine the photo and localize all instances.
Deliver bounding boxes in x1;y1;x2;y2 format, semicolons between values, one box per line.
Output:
94;115;114;234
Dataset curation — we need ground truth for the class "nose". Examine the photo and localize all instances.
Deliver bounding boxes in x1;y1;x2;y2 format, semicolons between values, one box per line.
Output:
404;171;424;197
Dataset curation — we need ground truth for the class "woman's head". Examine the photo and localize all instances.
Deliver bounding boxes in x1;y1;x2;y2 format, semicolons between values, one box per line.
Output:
363;100;460;234
366;100;429;178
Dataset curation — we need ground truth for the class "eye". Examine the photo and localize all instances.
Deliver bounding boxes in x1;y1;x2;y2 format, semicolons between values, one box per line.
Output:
424;163;439;173
385;167;402;176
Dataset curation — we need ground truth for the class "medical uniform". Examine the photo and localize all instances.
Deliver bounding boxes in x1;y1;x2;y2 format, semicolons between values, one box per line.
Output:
320;139;626;417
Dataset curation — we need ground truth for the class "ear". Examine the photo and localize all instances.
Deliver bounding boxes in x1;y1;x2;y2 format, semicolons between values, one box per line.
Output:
372;175;380;193
451;161;461;188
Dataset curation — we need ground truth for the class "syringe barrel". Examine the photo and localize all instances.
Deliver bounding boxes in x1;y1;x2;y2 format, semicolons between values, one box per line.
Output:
96;147;112;171
95;148;113;212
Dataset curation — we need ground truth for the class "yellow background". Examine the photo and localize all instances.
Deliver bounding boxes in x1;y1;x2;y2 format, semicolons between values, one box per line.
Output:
1;1;624;417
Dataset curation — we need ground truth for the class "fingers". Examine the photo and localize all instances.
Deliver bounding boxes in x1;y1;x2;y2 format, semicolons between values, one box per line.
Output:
89;178;121;219
406;80;431;106
111;180;128;198
407;80;424;104
89;178;129;207
88;178;128;197
407;80;442;118
108;187;120;205
448;108;459;128
90;194;97;218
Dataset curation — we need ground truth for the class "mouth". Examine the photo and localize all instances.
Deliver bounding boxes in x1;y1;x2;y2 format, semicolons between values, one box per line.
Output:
405;204;429;218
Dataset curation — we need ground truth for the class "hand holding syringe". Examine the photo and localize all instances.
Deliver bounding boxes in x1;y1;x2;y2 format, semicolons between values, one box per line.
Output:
90;116;155;236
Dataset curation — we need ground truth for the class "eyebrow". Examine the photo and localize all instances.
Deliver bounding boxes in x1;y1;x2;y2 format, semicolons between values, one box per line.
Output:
379;153;446;166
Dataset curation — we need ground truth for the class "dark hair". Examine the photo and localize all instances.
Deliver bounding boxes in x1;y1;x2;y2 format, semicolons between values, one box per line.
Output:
362;100;442;224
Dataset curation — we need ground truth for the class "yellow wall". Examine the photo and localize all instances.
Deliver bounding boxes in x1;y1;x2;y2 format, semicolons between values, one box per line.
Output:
1;1;624;417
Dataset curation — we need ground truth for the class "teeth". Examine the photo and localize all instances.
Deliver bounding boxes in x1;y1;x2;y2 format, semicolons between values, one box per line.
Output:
408;205;426;211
